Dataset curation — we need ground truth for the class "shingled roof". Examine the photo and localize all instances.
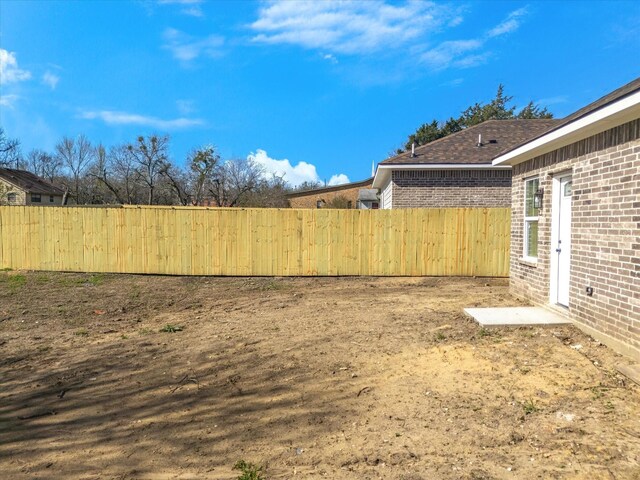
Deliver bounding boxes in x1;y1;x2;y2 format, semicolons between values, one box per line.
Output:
381;119;560;165
0;168;65;195
493;76;640;162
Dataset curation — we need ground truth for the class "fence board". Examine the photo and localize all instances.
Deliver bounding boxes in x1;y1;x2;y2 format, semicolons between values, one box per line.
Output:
0;206;510;277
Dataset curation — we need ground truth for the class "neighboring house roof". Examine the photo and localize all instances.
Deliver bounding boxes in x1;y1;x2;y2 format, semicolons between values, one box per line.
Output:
373;119;559;188
381;119;560;166
286;177;373;198
0;168;66;195
493;76;640;166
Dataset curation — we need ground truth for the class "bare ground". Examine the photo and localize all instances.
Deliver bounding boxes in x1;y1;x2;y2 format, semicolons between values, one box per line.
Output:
0;271;639;480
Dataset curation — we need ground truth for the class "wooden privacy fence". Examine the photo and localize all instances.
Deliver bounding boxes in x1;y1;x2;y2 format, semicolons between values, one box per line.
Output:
0;206;510;277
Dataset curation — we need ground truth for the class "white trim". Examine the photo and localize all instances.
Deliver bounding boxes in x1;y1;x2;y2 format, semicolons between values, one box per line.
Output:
549;174;561;304
549;172;573;306
493;90;640;166
523;176;540;260
380;178;393;209
377;163;511;170
372;163;511;188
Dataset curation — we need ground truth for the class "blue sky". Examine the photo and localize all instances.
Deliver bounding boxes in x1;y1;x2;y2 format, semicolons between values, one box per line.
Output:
1;0;639;186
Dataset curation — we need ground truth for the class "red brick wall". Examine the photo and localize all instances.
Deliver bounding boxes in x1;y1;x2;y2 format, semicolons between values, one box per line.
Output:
510;119;640;359
391;169;512;208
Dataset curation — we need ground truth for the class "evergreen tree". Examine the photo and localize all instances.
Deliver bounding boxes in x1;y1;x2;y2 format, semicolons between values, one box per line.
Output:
400;85;553;152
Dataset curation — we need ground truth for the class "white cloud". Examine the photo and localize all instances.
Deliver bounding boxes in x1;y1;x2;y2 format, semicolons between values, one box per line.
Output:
421;39;482;69
176;99;195;115
328;174;350;186
162;28;224;62
488;7;528;38
453;52;491;68
0;94;20;108
158;0;204;17
536;95;568;106
247;149;350;188
420;7;528;71
441;78;464;87
321;53;338;64
42;71;60;89
80;110;204;130
0;49;32;84
248;2;527;73
448;16;464;27
250;1;454;55
248;149;319;187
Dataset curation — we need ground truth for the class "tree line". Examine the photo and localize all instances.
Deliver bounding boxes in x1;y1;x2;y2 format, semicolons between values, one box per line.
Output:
0;129;291;207
0;85;554;206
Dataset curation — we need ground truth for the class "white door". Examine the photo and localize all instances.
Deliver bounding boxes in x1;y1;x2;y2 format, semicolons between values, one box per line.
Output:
553;175;572;307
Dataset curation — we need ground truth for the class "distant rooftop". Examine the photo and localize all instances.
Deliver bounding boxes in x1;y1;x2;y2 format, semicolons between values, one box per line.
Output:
381;119;560;166
0;168;65;195
286;177;374;198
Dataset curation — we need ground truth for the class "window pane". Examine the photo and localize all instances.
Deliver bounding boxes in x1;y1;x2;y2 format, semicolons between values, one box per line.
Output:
526;221;538;258
525;178;539;217
563;181;572;197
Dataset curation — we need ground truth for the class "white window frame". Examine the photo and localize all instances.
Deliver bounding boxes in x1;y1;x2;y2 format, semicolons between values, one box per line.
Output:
523;176;539;262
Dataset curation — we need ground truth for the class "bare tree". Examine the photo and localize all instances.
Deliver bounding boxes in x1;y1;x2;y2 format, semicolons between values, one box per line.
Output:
161;163;190;206
0;128;21;168
293;180;323;191
208;158;263;207
111;144;144;204
89;144;126;204
55;134;94;203
24;149;62;182
238;173;290;208
126;135;170;205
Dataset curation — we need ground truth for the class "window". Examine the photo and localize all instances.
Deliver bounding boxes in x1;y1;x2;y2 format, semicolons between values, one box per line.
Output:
524;177;540;260
31;193;42;203
7;192;17;204
50;195;55;202
371;202;379;210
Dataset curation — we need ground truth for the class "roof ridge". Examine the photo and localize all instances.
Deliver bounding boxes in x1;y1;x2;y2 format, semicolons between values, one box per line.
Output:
286;177;374;196
0;167;65;195
383;118;561;163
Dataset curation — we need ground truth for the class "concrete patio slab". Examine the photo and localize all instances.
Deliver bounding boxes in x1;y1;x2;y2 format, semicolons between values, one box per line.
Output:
464;306;571;327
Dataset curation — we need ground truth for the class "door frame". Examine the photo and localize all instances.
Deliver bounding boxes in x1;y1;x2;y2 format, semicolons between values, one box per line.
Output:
549;171;573;306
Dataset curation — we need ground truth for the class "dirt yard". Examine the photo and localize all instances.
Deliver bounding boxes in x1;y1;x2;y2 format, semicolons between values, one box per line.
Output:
1;272;639;480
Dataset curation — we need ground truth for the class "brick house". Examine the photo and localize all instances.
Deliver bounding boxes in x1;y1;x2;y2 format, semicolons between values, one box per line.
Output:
372;119;559;208
492;77;640;360
286;178;374;209
0;168;66;206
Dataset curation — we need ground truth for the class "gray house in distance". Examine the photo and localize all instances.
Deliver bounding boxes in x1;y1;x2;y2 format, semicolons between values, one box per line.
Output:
0;168;66;206
373;119;559;209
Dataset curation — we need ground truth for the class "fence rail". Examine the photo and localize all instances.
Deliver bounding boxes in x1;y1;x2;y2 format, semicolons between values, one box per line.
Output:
0;206;510;276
